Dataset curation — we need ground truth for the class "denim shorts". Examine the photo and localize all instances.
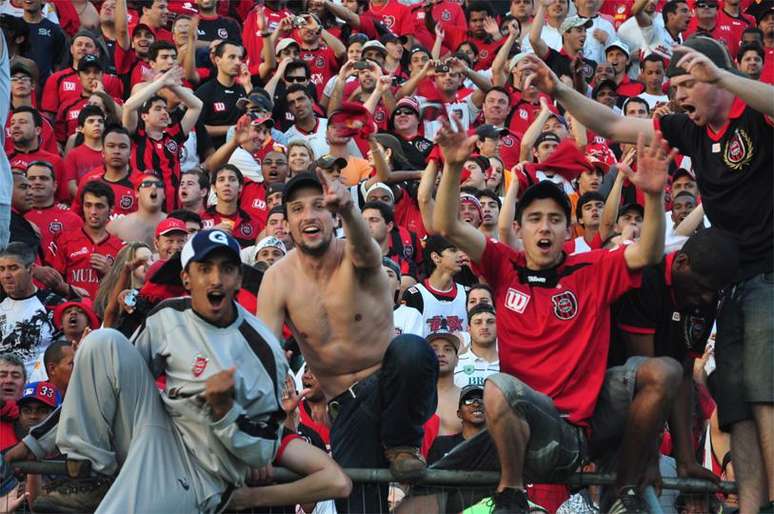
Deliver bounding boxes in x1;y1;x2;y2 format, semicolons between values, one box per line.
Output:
711;272;774;430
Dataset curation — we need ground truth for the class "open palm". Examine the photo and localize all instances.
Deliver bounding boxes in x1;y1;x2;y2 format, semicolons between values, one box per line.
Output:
624;132;677;195
434;118;479;166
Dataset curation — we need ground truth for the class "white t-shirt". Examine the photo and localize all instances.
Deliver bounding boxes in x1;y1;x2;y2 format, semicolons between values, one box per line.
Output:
0;293;55;378
393;304;424;338
284;117;331;159
583;15;618;64
453;348;499;388
520;24;563;54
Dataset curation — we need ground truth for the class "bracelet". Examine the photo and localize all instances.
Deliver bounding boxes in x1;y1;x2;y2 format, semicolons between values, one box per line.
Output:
260;32;271;37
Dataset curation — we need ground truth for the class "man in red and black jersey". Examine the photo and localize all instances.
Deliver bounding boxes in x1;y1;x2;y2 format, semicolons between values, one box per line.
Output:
200;165;262;248
362;201;417;290
433;118;676;513
24;162;83;263
6;107;64;192
40;31;124;122
49;181;125;299
123;66;203;213
521;38;774;510
72;126;141;218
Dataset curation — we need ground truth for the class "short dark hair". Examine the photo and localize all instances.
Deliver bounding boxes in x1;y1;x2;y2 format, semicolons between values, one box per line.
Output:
285;83;311;101
148;40;177;62
0;242;35;267
269;205;285;217
362;201;394;225
467;1;494;17
622;96;650;116
284;59;310;79
181;167;210;191
103;124;131;142
737;42;765;63
742;27;764;41
26;160;56;181
484;86;512;105
81;180;115;208
662;0;688;25
214;39;242;58
468;302;496;320
140;95;166;114
642;53;665;68
467;282;492;300
679;227;739;288
212;164;244;186
168;208;202;227
77;104;106;127
575;191;604;223
12;105;42;127
476;189;502;210
44;340;72;370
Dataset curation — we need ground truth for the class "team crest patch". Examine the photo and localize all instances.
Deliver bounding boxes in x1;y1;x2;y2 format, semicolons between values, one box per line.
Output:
48;221;63;233
315;56;325;68
165;140;179;153
120;194;134;210
441;10;451;21
383;15;396;28
463;364;475;375
192;354;208;377
217;28;228;39
240;224;254;237
552;291;578;320
723;129;753;171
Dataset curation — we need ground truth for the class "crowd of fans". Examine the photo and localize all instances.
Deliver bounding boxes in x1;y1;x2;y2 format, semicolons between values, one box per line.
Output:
0;0;771;513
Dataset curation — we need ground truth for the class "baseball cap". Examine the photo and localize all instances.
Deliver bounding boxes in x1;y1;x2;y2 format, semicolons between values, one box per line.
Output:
672;168;696;183
460;192;483;216
604;40;631;58
317;154;347;170
535;132;561;147
409;45;430;58
476;124;509;140
77;54;103;73
247;111;275;128
382;256;401;278
10;61;34;79
275;38;300;55
427;331;461;352
180;229;242;269
53;298;100;331
256;236;287;255
155;217;188;238
362;40;388;56
575;191;605;221
515;181;572;224
560;15;592;34
132;22;154;38
372;133;409;168
267;182;286;196
365;182;395;203
695;0;719;7
348;33;369;46
618;202;644;218
392;97;420;118
19;381;62;409
282;172;323;205
667;36;739;79
508;52;530;71
236;89;274;112
380;32;408;45
458;384;484;407
746;0;774;21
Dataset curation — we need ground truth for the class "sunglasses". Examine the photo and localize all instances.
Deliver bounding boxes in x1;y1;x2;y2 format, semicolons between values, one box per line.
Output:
394;108;416;117
285;76;307;83
462;397;483;406
696;2;716;7
139;180;164;189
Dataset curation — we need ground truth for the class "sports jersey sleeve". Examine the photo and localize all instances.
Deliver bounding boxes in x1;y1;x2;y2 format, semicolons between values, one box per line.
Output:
130;317;165;377
654;113;694;156
113;44;136;74
474;238;519;293
40;74;60;114
400;285;424;313
592;246;643;305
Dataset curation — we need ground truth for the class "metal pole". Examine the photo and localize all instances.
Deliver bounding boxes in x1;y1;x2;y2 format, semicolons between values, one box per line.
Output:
7;462;737;494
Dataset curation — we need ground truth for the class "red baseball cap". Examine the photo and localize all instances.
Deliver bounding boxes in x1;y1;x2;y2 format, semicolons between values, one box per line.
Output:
155;218;188;238
19;381;62;409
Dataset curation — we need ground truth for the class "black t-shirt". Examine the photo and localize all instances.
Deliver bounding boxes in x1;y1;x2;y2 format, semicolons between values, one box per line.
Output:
194;78;247;148
196;15;242;43
611;253;714;366
543;48;596;83
271;82;321;132
22;18;66;85
657;101;773;277
397;134;433;170
427;434;464;465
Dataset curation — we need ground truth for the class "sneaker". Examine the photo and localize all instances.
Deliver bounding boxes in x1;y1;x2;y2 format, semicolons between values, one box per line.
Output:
608;486;649;514
490;488;530;514
384;447;426;482
32;477;112;513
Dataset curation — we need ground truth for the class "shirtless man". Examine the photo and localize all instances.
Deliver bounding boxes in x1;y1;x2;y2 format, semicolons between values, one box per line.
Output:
258;172;439;514
107;174;166;246
429;332;463;436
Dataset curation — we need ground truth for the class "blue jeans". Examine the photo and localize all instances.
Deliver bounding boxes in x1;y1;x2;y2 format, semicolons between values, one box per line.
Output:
328;334;438;514
711;272;774;430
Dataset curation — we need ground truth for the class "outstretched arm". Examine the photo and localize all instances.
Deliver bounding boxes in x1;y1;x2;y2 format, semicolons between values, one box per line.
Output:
433;119;487;263
168;84;203;134
257;266;287;339
518;54;654;144
122;67;185;133
622;132;673;270
498;171;521;249
528;0;549;60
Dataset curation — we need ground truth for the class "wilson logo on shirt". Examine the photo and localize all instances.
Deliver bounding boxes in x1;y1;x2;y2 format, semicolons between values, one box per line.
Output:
551;291;578;320
505;288;530;314
63;82;76;91
723;129;753;171
214;102;226;112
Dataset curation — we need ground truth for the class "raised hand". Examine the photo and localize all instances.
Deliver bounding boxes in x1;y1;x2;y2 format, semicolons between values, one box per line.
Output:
338;59;357;79
518;54;560;95
316;168;354;214
376;75;393;94
673;45;722;84
483;16;500;38
622;131;677;195
592;28;608;45
434;117;479;166
434;23;445;41
280;375;311;415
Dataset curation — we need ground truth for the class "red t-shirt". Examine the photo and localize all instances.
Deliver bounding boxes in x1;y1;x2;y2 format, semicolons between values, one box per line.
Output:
238;179;269;234
200;207;261;248
55;95;123;145
616;75;645;99
300;45;340;99
62;144;103;193
394;187;427;240
410;1;468;55
242;5;293;75
4;115;58;155
114;44;152;89
499;130;522;170
763;47;774;85
41;68;124;115
7;147;66;200
24;204;83;262
473;238;641;426
363;0;414;35
49;228;125;298
72;167;140;218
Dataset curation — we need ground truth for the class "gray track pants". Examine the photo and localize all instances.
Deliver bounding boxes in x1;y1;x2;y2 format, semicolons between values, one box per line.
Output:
55;329;216;513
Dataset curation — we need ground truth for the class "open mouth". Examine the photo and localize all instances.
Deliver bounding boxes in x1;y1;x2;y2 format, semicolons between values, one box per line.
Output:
537;239;552;250
149;191;158;201
66;315;80;327
681;104;696;114
1;386;17;396
207;291;226;308
302;226;321;236
472;409;484;416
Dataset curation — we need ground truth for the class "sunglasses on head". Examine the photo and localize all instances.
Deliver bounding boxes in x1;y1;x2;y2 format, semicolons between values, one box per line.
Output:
285;76;307;83
139;179;163;189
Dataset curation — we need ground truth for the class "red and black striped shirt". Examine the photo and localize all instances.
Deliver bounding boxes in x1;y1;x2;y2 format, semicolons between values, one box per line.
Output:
130;121;185;213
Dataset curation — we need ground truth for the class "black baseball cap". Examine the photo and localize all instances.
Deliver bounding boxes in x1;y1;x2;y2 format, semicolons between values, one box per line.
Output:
317;154;348;170
382;256;401;278
476;124;509;140
282;172;323;205
237;89;274;112
667;36;739;78
267;182;286;196
380;32;408;45
409;45;430;58
348;33;369;46
458;384;484;407
515;181;572;225
746;0;774;22
180;229;241;269
10;62;34;78
534;132;561;147
618;202;644;218
77;54;103;73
